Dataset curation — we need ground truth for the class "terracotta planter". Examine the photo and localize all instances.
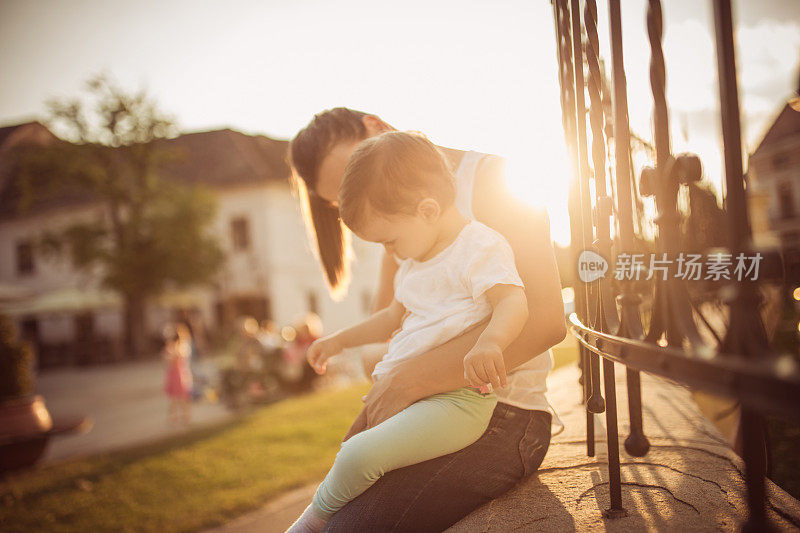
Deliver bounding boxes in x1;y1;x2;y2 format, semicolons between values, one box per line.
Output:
0;395;53;472
0;395;53;436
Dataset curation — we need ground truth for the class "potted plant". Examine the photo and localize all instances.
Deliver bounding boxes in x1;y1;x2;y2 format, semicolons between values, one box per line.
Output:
0;313;56;471
0;314;91;471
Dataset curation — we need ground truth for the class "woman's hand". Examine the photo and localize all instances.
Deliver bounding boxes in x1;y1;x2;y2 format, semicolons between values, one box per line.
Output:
342;407;369;441
361;364;418;428
360;321;490;428
463;340;507;390
306;334;344;374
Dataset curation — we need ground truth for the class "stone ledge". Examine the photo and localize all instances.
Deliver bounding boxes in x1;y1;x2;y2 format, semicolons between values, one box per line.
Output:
209;364;800;532
448;365;800;532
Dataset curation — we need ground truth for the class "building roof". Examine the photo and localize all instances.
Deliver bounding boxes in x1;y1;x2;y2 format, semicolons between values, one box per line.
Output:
0;122;55;152
752;100;800;158
0;124;24;148
155;128;290;188
0;122;59;213
0;126;291;220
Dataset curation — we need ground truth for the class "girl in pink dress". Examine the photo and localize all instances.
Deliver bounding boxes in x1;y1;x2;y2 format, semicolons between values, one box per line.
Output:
163;324;193;425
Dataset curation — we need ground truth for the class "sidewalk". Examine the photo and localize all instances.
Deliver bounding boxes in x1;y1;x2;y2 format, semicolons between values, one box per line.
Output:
35;357;233;462
207;364;800;532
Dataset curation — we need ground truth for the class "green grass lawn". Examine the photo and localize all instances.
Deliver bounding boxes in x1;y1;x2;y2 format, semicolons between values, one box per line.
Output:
0;384;369;533
0;345;579;533
551;339;578;370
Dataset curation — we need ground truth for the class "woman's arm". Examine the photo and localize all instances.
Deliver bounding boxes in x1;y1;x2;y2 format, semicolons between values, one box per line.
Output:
360;156;566;428
371;252;399;312
360;343;388;377
463;284;528;389
472;155;567;368
362;321;486;426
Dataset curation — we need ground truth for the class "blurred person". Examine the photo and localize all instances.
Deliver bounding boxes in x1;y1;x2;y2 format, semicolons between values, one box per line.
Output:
281;313;321;391
287;132;528;533
258;319;279;344
218;317;262;409
163;324;192;425
177;318;204;401
235;316;263;372
289;108;565;531
257;319;284;388
258;319;283;355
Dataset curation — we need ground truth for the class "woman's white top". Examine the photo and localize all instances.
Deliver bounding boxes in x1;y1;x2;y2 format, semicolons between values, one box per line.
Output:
452;151;563;430
372;221;524;381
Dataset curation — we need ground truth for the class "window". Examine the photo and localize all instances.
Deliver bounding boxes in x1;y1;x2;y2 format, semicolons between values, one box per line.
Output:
783;231;800;244
231;217;251;251
778;182;795;219
16;240;34;276
772;152;789;171
74;312;95;342
20;317;39;346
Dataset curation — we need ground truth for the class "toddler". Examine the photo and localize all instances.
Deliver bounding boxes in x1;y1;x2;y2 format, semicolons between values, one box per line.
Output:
163;324;193;425
288;131;528;532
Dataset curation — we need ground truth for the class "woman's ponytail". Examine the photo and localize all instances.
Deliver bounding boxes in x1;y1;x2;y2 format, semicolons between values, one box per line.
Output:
289;108;368;298
294;175;351;298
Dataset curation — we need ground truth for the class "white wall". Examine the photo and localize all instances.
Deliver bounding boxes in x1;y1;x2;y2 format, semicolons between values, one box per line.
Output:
225;181;383;334
0;181;384;346
751;136;800;220
37;314;73;344
0;204;106;294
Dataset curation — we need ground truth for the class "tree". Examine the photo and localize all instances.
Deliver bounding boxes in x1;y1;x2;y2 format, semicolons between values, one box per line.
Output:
18;75;224;358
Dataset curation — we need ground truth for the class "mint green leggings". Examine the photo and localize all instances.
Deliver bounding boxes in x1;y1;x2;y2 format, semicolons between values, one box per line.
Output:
312;387;498;520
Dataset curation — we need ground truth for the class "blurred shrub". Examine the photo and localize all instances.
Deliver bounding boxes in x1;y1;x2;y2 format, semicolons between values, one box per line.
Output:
0;314;33;400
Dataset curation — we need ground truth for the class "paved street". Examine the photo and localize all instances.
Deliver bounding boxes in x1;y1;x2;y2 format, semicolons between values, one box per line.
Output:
35;357;233;463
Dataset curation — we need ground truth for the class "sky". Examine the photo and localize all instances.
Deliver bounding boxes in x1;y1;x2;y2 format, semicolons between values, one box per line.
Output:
1;0;799;245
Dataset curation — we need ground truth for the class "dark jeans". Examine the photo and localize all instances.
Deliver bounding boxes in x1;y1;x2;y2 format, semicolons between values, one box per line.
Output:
322;404;552;533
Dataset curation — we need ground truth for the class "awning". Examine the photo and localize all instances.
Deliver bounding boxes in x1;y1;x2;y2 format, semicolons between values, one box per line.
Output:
0;287;209;317
155;289;208;309
0;287;121;317
0;283;35;303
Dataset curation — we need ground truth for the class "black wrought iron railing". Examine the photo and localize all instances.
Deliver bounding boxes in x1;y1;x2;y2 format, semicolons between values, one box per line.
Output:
551;0;800;530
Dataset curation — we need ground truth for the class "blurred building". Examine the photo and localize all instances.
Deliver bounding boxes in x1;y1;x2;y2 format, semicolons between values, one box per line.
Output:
0;123;381;367
748;99;800;251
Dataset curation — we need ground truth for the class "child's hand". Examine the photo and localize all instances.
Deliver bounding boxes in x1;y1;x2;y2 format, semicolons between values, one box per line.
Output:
463;341;507;390
306;334;344;374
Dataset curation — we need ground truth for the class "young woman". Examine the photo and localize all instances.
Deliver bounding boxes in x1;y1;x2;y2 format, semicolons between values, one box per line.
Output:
290;108;566;532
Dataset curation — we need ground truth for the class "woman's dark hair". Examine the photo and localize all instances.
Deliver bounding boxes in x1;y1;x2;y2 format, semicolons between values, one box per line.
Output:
289;108;369;298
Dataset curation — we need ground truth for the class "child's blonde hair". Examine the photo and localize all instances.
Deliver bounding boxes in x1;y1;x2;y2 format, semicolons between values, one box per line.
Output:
339;131;456;231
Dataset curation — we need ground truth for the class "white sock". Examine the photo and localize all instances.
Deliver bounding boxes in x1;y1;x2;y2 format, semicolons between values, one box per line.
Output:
286;504;327;533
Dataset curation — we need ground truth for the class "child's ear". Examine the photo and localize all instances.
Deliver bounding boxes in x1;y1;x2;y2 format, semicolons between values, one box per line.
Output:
417;198;441;221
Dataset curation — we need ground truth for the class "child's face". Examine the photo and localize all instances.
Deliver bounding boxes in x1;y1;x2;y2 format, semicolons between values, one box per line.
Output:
353;206;441;262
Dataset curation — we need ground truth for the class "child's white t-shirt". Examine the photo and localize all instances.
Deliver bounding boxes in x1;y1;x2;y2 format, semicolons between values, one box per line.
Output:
372;221;523;381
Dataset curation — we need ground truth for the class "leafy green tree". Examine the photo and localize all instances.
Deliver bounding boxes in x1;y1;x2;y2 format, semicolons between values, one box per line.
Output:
18;75;223;358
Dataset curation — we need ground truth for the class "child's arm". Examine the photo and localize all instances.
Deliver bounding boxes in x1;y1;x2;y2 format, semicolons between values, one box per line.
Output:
307;298;405;374
463;284;528;390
